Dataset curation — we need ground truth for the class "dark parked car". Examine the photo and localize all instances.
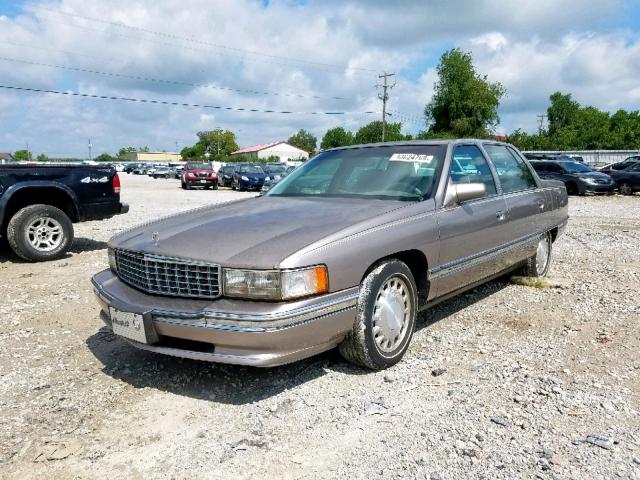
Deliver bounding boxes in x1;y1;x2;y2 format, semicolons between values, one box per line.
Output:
261;165;297;192
599;161;640;195
181;163;218;190
217;165;237;187
93;139;568;369
529;160;615;195
1;164;128;261
231;164;268;191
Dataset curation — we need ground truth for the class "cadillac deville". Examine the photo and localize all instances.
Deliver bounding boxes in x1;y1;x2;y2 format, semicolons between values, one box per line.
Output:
92;140;568;370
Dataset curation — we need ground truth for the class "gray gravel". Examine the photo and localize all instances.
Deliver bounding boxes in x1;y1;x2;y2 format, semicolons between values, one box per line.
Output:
0;175;638;479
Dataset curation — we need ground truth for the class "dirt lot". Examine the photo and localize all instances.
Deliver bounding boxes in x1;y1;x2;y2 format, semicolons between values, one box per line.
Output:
0;174;638;480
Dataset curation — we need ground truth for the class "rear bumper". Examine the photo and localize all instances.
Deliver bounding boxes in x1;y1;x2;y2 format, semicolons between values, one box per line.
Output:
80;202;129;221
91;269;357;367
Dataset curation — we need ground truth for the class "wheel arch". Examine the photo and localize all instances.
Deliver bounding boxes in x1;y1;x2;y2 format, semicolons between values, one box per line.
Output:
0;184;79;231
362;249;430;309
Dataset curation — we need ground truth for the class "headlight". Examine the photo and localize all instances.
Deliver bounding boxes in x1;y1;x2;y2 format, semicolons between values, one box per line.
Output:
241;175;249;181
581;177;599;185
223;266;328;300
265;176;271;181
108;248;117;273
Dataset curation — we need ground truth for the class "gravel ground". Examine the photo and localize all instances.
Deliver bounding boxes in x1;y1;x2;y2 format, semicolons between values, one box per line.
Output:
0;174;638;480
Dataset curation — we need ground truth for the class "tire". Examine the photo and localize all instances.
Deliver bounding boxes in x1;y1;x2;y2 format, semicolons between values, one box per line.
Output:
7;204;74;262
181;181;186;189
338;259;418;370
185;182;192;190
520;232;552;277
565;182;578;195
619;183;634;196
213;183;218;190
231;182;236;191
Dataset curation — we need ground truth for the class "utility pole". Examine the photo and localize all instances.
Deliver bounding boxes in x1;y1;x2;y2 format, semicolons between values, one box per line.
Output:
377;72;396;142
88;138;92;161
536;114;547;135
26;142;30;161
175;140;179;152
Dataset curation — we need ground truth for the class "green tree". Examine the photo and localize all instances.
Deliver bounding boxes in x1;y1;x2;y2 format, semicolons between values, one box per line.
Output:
288;129;317;154
354;121;409;144
95;153;117;162
36;153;48;162
117;146;137;158
320;127;354;150
425;48;505;137
180;145;205;160
547;92;580;135
196;129;239;158
13;149;30;161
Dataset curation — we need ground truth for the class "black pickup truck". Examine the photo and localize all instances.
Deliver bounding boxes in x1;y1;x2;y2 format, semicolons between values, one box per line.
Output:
0;164;128;261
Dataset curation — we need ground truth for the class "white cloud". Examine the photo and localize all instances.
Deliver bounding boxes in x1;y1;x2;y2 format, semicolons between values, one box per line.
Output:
0;0;637;155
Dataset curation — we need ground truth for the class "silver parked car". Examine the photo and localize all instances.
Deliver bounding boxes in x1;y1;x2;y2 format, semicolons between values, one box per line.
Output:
92;140;568;370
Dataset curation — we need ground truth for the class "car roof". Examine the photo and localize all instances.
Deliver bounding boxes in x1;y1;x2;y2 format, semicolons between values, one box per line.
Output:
322;139;513;153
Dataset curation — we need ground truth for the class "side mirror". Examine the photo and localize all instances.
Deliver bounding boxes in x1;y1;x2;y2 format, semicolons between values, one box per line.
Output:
444;182;486;207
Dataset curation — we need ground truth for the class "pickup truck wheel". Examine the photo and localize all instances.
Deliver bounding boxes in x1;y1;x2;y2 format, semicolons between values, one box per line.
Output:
339;260;417;370
7;204;74;262
619;182;634;195
520;233;552;277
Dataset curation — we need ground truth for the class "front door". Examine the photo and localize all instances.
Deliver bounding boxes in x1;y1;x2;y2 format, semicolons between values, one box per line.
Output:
433;145;509;297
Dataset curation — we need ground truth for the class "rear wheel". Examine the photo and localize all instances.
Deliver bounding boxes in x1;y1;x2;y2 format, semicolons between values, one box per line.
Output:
619;182;634;195
7;204;74;262
520;233;552;277
339;260;417;370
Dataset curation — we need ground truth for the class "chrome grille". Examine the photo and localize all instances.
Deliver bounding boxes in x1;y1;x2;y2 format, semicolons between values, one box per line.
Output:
114;249;221;299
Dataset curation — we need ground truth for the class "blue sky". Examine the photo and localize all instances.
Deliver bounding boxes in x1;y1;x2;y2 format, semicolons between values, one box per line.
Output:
1;0;639;157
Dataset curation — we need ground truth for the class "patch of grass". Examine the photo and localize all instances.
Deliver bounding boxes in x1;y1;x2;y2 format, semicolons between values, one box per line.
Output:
510;276;554;289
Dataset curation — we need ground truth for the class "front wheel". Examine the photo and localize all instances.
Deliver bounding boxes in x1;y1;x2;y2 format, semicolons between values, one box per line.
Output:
6;204;74;262
339;260;417;370
619;182;634;195
520;233;552;277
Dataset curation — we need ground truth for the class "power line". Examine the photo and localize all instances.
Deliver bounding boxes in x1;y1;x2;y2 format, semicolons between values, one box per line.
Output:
0;84;376;115
39;7;379;73
0;55;347;101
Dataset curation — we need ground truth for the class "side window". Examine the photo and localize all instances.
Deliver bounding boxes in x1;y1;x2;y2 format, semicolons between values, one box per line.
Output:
450;145;497;196
484;145;537;193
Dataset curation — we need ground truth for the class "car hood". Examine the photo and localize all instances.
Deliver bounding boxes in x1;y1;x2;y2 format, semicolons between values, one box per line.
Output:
238;172;268;180
109;196;409;267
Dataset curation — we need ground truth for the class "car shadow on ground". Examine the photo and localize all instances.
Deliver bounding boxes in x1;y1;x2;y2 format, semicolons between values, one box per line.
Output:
0;237;108;262
85;278;510;406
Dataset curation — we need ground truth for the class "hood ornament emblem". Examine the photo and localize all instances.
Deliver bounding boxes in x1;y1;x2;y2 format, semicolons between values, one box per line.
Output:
152;232;160;246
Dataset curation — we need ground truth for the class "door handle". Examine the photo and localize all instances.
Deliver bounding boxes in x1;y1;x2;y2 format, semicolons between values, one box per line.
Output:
537;200;545;210
496;210;506;221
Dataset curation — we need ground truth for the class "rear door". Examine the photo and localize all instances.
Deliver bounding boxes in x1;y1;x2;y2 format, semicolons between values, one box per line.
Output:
482;144;546;262
434;144;509;297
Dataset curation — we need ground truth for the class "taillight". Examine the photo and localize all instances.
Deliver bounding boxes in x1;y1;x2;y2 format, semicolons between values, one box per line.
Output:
113;173;121;194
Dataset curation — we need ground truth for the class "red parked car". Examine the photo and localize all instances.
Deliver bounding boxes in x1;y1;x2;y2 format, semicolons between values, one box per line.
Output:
180;163;218;190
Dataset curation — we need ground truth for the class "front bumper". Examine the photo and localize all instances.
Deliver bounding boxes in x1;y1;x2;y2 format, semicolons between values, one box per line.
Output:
239;180;264;190
186;178;218;186
579;182;616;194
91;269;357;367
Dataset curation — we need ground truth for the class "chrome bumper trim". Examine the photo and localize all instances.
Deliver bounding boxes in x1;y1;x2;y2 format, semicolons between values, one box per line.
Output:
92;275;358;333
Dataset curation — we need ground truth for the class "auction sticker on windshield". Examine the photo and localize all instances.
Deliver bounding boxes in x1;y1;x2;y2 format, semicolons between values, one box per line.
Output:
389;153;433;163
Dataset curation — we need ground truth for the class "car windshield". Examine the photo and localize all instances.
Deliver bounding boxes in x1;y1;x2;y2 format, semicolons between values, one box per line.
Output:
264;165;286;174
267;145;446;201
186;163;212;170
239;165;264;173
561;162;592;173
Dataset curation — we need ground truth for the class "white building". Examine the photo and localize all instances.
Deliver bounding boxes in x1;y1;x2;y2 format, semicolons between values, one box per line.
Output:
231;142;309;163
